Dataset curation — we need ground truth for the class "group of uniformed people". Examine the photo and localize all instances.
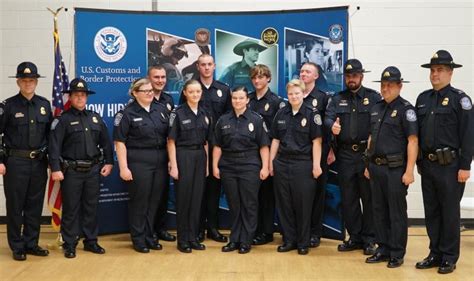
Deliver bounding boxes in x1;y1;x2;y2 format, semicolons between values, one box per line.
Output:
1;50;472;275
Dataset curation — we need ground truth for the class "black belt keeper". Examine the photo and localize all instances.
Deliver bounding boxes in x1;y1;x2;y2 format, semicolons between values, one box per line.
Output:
424;148;456;165
340;142;368;152
7;148;45;159
278;154;312;161
223;151;259;158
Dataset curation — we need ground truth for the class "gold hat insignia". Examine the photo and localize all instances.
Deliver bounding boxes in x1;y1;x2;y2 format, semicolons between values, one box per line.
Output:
24;68;31;74
346;64;352;70
383;71;390;77
77;82;85;88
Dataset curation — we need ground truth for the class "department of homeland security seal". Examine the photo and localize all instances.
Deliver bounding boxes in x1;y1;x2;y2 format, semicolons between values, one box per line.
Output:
94;27;127;63
261;27;278;46
328;24;343;43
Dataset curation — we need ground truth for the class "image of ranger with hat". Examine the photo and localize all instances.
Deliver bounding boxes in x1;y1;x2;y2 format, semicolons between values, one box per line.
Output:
1;62;52;261
49;78;114;259
325;59;381;256
414;50;473;274
219;38;268;91
364;66;418;269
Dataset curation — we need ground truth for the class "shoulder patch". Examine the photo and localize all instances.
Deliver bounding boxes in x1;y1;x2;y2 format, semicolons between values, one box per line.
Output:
460;97;472;110
51;119;60;130
169;112;177;127
279;101;286;109
314;114;322;125
405;109;417;122
0;107;3;116
114;112;123;126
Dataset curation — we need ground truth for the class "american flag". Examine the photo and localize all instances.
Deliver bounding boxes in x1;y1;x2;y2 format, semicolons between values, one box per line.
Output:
47;28;70;231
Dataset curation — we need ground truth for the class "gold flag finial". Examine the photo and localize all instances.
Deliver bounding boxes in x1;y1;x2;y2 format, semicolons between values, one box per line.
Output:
47;7;64;33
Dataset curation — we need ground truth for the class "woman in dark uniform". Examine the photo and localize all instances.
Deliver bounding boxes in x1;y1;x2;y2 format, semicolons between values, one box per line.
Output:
168;79;210;253
213;86;270;254
113;78;169;253
270;79;323;255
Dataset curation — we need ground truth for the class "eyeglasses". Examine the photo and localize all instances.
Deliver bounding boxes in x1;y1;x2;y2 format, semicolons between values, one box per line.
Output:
136;89;154;94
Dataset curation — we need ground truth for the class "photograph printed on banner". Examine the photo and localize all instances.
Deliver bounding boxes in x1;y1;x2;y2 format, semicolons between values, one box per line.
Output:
215;29;278;93
284;28;344;95
147;29;210;101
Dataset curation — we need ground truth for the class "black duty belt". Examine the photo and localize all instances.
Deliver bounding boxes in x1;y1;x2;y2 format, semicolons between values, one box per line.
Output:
340;142;367;152
177;145;204;150
62;159;100;172
423;149;457;164
371;153;405;168
223;151;259;158
278;154;312;161
7;148;45;159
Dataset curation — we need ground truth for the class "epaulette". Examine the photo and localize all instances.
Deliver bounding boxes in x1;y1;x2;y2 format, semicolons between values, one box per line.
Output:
451;87;466;95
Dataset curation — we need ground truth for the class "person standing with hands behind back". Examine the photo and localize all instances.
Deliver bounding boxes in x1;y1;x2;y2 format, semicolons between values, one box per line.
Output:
213;86;270;254
270;79;323;255
168;79;210;253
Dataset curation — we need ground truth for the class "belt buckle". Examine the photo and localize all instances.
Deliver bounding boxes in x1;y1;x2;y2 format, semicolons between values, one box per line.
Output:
375;158;382;165
428;153;436;161
351;144;359;152
29;150;38;159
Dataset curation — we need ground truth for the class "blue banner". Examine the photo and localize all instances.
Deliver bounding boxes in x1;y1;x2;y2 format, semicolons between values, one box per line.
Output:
75;7;348;239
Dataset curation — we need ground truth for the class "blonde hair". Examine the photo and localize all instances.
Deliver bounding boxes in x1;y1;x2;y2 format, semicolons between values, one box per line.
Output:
286;79;305;92
129;78;151;97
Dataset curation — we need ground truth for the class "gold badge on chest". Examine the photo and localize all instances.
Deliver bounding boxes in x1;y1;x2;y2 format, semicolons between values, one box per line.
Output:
442;97;449;106
391;110;397;117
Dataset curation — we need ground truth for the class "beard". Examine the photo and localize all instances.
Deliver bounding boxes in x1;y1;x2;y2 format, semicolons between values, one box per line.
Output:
346;81;361;91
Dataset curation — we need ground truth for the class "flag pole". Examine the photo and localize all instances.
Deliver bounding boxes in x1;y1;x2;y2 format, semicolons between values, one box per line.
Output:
46;6;65;250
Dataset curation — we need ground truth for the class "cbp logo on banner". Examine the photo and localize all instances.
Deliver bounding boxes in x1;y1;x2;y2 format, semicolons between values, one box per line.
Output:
94;27;127;62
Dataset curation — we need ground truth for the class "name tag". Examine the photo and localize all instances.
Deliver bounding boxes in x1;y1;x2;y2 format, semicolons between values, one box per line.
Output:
339;100;348;106
133;117;143;122
277;120;285;124
15;112;25;118
222;125;231;129
371;112;378;116
182;119;191;125
417;104;426;108
70;121;79;125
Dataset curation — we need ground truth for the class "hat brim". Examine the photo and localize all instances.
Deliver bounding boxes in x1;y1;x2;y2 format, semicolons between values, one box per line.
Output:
373;79;410;83
233;44;267;56
344;69;371;74
421;62;463;68
9;74;45;78
62;90;96;95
